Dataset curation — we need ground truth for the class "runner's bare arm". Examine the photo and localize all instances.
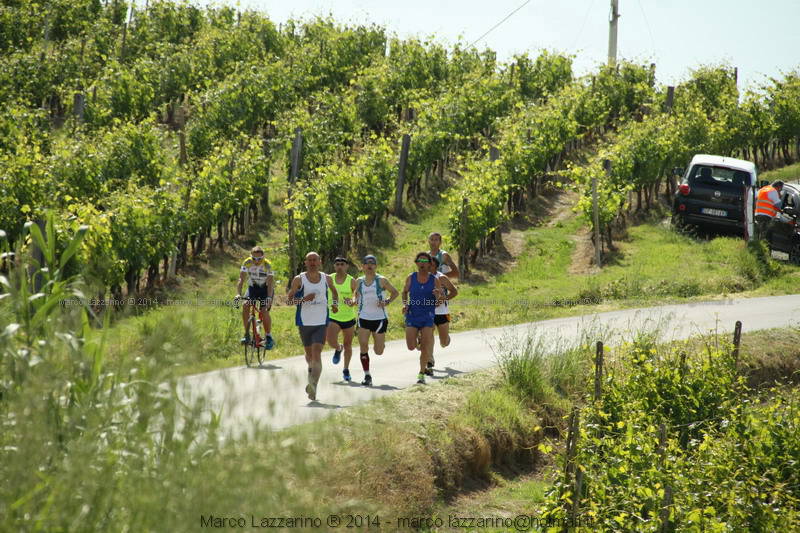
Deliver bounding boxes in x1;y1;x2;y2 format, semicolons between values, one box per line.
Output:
432;276;444;301
441;275;457;301
443;252;460;279
378;278;400;307
401;275;411;314
326;274;339;313
286;275;302;304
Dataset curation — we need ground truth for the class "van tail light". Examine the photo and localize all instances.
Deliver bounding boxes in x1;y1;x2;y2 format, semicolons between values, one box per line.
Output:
678;204;686;211
678;184;691;196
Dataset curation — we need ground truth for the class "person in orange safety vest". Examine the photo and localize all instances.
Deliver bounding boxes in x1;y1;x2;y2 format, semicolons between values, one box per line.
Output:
755;180;784;240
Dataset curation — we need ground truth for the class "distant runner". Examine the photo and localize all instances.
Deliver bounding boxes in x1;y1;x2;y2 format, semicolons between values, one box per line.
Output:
427;255;458;375
428;232;460;280
286;252;339;402
402;252;443;384
327;257;357;382
354;255;400;387
237;246;275;348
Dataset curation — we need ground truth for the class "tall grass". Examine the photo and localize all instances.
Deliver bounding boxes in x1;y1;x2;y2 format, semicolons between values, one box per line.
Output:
0;216;355;531
492;324;611;407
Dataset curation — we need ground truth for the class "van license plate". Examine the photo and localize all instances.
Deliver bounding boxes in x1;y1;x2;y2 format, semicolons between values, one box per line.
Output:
701;208;727;217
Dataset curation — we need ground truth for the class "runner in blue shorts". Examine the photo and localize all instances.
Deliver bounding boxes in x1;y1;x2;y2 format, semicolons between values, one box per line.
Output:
401;252;443;384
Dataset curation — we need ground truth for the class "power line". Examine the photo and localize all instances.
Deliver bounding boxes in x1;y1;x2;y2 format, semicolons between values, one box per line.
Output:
571;0;597;52
468;0;532;48
636;0;657;58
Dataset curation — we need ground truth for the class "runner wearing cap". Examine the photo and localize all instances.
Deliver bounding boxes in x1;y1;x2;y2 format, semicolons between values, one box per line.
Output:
427;255;458;375
428;232;459;280
354;254;399;387
286;252;339;402
326;256;357;382
402;252;443;384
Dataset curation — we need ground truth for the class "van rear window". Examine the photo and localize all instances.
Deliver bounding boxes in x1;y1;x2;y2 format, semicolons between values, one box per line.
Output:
689;165;749;188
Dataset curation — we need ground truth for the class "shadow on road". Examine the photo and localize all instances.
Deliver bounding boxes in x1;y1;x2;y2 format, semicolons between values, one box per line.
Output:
248;364;282;371
307;401;342;409
435;366;466;378
332;381;401;391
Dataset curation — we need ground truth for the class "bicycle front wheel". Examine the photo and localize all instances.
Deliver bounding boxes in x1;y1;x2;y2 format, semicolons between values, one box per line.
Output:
244;339;255;367
257;344;265;366
244;317;256;367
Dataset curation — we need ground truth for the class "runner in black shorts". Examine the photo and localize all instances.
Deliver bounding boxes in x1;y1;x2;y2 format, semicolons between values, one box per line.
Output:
428;256;458;374
353;255;399;386
326;257;358;382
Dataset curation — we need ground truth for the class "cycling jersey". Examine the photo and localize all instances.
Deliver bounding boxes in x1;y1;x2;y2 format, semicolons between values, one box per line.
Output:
241;257;272;287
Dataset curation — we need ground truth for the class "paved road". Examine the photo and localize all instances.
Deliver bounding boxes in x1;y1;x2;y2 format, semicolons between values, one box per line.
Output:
179;294;800;435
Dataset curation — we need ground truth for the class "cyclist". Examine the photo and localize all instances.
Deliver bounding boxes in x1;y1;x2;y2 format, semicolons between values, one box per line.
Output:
286;252;339;402
402;252;443;384
354;254;400;387
327;256;357;382
236;246;274;348
427;255;458;375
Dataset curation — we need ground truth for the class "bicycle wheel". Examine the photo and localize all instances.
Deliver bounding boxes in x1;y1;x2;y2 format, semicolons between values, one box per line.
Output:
244;338;254;367
244;317;256;367
257;343;265;366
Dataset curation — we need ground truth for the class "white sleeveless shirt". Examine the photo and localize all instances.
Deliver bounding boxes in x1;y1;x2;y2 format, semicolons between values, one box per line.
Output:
358;276;387;320
296;272;328;326
434;271;449;315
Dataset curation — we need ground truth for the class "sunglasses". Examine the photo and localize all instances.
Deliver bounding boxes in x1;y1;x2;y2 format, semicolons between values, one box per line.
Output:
363;261;377;265
252;256;264;261
334;261;347;265
415;259;430;263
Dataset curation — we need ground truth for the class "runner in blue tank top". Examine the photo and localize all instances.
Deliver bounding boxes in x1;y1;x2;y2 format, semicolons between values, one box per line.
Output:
402;252;443;384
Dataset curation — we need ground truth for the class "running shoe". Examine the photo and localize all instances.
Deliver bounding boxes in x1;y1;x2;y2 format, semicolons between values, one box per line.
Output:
343;368;351;382
416;373;426;384
241;333;250;345
265;335;275;350
305;383;316;401
332;346;342;364
362;374;372;387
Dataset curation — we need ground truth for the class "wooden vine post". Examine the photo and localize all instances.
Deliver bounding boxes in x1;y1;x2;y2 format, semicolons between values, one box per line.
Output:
288;127;303;277
594;341;604;403
394;133;411;217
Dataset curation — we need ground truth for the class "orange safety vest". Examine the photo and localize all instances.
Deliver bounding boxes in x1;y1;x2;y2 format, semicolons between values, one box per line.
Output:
755;186;779;217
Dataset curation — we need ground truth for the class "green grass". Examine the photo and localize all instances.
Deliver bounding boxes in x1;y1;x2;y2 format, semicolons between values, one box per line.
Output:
760;161;800;183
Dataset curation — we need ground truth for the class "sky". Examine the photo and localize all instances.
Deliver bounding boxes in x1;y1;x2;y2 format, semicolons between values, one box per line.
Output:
200;0;800;91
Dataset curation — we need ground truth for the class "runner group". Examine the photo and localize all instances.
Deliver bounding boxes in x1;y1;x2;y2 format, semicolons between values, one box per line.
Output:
236;232;459;401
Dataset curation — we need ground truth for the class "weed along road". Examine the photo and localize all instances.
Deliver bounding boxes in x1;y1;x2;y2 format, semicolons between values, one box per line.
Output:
179;295;800;435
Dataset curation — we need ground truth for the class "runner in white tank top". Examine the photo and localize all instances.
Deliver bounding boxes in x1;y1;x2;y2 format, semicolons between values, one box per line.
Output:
428;255;458;374
286;252;339;402
296;272;328;326
354;255;399;387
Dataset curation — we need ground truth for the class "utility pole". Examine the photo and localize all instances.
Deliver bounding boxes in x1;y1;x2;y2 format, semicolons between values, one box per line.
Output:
608;0;620;67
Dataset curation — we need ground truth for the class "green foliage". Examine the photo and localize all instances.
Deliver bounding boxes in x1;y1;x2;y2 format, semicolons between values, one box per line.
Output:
447;159;510;252
539;338;800;531
290;138;395;258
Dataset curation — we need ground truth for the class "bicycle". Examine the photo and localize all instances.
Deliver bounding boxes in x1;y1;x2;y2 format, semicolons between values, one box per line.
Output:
235;295;272;367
